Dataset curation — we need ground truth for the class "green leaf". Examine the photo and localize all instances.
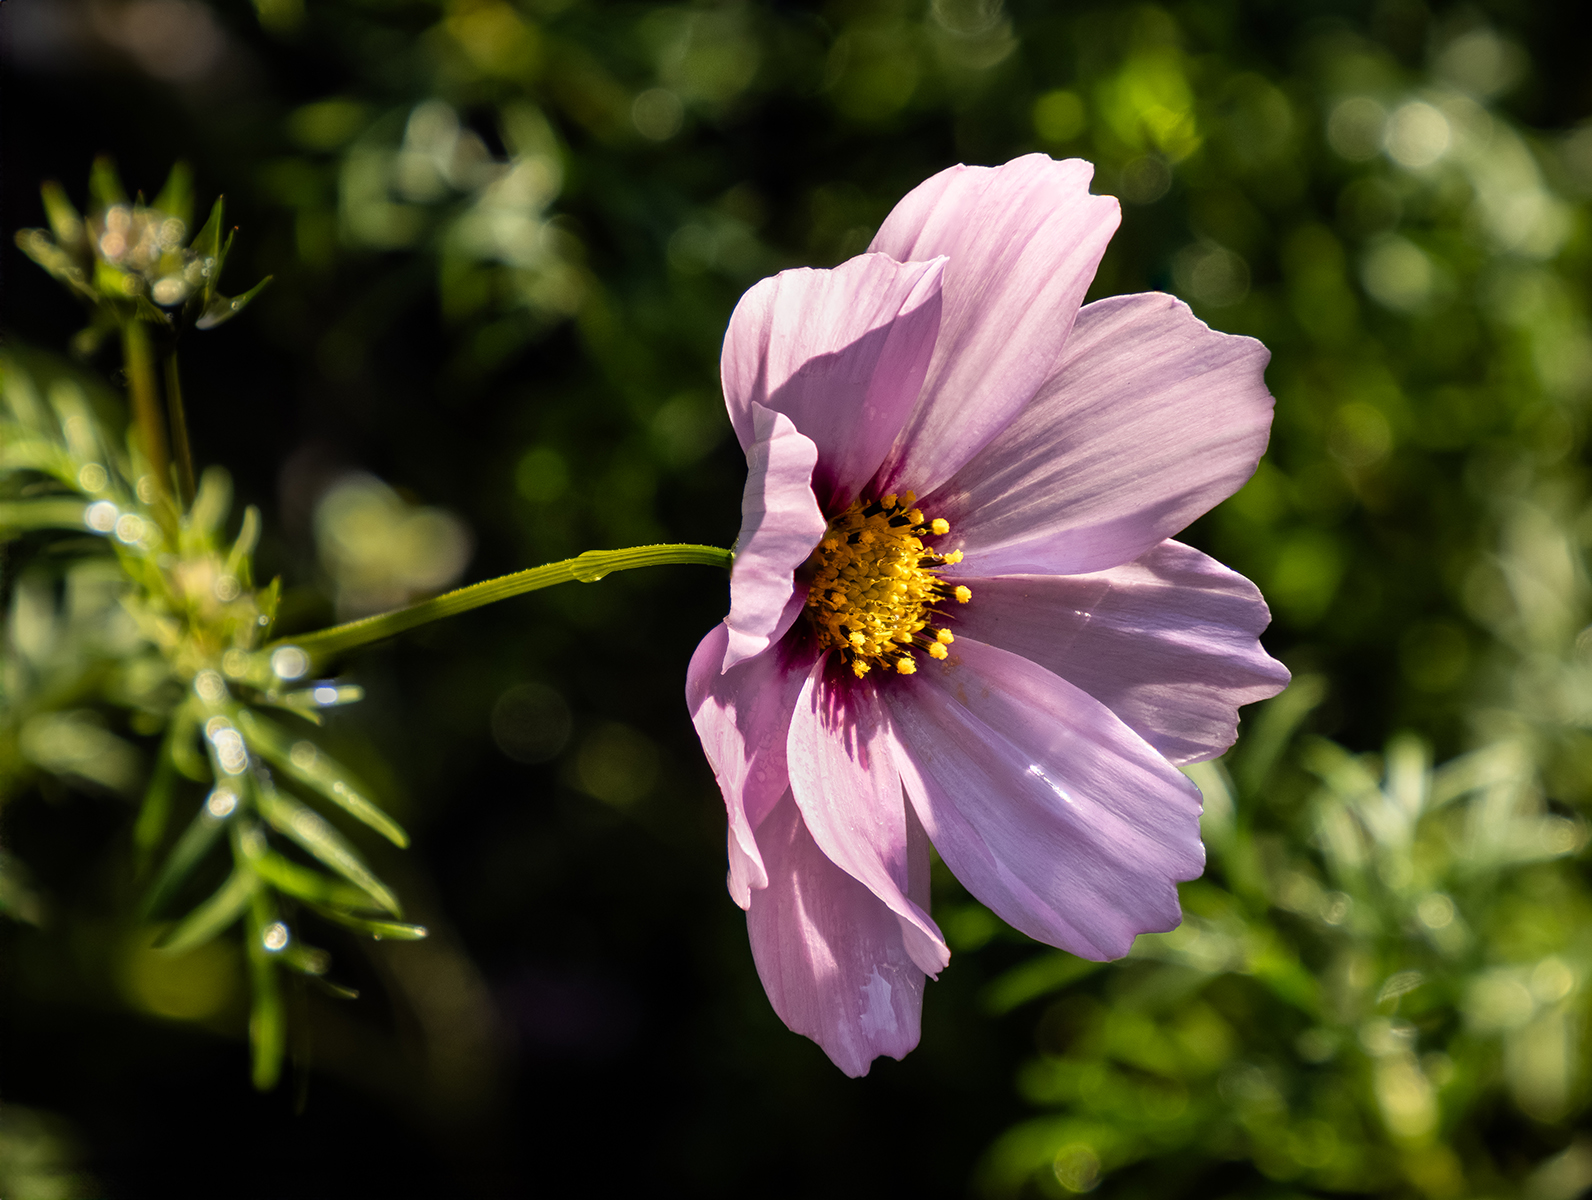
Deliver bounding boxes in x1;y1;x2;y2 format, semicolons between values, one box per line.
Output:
166;700;209;782
195;275;273;331
141;792;232;918
267;684;365;714
186;466;233;540
226;505;261;583
255;577;282;639
308;906;428;941
253;780;401;913
152;161;194;228
133;734;182;866
157;866;254;954
89;156;127;210
13;230;96;302
0;498;89;538
1;359;52;431
236;709;409;848
39;181;86;249
0;439;74;476
309;977;361;1001
278;939;332;977
249;848;384;912
244;896;285;1092
1235;674;1326;796
980;951;1104;1016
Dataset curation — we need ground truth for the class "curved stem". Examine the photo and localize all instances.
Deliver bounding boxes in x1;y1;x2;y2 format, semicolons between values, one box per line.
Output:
274;543;733;667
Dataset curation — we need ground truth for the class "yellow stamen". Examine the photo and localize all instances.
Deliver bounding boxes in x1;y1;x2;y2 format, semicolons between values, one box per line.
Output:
930;518;950;536
803;492;967;677
954;585;972;604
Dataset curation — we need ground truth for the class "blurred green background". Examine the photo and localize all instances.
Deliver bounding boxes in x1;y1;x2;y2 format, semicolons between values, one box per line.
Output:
3;0;1591;1196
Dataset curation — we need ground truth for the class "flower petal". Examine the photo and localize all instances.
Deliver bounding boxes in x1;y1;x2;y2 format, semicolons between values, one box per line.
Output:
720;254;946;511
687;624;819;907
746;791;928;1077
723;405;828;671
786;656;950;977
868;155;1120;497
933;292;1275;576
947;541;1290;766
884;637;1205;961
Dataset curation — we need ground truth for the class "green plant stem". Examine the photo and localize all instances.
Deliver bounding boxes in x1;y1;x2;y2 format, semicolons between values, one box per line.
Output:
121;319;170;496
275;543;733;666
163;351;196;507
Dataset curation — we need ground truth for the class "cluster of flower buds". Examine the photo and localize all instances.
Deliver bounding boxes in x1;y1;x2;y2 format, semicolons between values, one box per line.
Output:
14;159;270;354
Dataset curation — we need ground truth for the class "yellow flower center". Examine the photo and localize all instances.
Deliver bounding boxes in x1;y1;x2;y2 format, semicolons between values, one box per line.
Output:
803;491;970;679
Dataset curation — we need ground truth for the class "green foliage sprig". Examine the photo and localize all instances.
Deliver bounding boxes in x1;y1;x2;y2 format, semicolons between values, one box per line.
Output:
2;163;730;1090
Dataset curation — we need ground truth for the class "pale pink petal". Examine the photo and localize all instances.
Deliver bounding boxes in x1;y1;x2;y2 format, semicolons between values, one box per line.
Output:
786;656;950;977
868;155;1120;497
723;405;827;671
884;638;1205;961
947;541;1290;766
687;624;818;907
930;293;1274;577
747;791;928;1077
720;254;946;510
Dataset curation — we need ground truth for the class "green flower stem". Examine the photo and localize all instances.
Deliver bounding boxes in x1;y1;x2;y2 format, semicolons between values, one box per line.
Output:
163;350;196;508
275;543;734;667
121;319;170;497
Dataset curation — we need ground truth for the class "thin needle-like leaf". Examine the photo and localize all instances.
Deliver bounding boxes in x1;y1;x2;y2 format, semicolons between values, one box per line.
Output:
250;848;385;913
253;779;401;913
141;791;232;918
157;866;254;954
308;906;428;941
237;709;408;848
244;894;285;1092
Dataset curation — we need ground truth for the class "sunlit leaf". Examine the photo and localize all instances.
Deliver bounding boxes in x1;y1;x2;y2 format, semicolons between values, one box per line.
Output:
88;157;127;210
190;195;226;269
195;276;273;331
225;505;261;584
249;847;384;912
152;161;194;228
0;498;89;538
253;778;401;913
308;906;428;941
236;708;408;848
39;181;86;249
186;466;233;540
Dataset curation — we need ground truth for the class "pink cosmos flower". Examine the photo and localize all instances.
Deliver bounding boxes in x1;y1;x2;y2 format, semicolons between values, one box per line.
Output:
687;154;1290;1076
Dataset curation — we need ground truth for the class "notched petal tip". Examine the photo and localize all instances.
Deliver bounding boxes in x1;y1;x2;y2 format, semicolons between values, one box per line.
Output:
746;795;927;1078
868;153;1124;498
